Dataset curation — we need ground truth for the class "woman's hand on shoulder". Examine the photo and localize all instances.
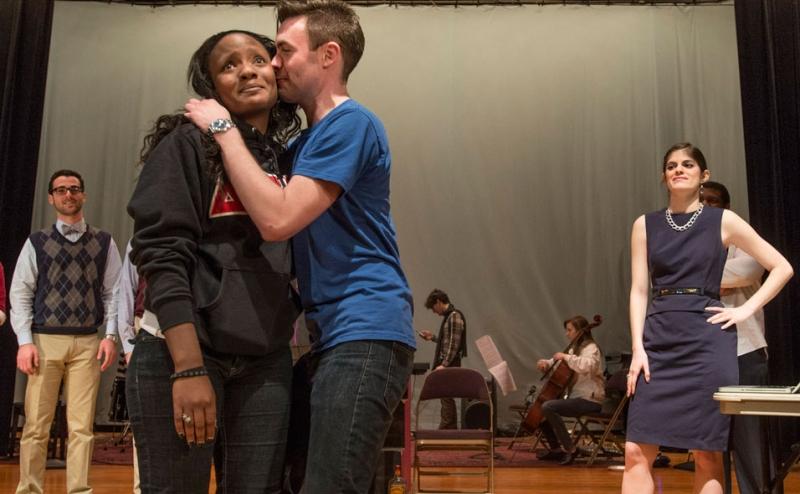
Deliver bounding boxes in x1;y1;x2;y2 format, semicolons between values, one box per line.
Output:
184;98;231;133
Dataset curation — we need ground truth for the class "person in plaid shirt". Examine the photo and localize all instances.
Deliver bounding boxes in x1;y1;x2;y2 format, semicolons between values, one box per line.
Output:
420;289;467;429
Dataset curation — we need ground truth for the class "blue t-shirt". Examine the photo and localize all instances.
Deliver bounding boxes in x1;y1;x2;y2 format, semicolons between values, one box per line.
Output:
290;99;415;351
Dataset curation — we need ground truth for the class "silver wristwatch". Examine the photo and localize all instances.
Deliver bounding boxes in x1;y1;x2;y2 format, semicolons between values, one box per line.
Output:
104;334;119;344
207;118;236;137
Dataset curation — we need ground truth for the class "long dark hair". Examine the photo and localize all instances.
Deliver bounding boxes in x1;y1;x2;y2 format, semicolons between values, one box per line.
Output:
563;314;601;354
139;30;301;178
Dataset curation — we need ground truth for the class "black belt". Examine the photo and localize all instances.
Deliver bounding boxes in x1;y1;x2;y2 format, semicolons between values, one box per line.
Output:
653;287;719;300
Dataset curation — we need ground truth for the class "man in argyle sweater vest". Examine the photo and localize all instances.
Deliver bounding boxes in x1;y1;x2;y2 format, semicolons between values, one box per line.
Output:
10;169;121;494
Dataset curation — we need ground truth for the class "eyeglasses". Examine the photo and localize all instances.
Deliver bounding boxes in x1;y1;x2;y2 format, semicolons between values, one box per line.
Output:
50;186;84;195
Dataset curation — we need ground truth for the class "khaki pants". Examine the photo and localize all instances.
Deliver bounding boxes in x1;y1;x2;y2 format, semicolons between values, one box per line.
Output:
132;438;140;494
17;334;100;494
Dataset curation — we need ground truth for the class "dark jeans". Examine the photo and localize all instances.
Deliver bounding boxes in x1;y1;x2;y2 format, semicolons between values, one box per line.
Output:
724;348;773;494
541;398;601;452
126;332;292;494
304;340;414;494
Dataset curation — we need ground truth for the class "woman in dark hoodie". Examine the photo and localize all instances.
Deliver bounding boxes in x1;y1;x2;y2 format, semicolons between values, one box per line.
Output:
126;30;301;493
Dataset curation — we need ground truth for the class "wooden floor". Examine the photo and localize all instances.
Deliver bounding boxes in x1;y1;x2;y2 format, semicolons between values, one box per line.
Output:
1;455;798;494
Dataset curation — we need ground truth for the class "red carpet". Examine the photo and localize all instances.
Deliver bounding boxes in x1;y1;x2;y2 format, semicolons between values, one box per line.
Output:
417;438;624;468
92;436;134;465
418;439;541;468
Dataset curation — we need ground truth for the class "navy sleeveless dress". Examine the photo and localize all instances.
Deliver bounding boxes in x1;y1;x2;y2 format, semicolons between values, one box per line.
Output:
626;206;738;451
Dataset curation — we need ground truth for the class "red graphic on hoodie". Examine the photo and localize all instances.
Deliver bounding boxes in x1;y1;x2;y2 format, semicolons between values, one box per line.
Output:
209;174;284;219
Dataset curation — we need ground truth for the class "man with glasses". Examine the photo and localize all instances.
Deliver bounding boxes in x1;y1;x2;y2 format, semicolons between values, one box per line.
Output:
10;169;121;494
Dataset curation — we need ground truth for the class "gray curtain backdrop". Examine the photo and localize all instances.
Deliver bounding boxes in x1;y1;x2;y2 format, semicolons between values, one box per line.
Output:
24;1;745;426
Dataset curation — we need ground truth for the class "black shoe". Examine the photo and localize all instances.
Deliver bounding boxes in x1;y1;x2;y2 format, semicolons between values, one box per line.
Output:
536;450;566;461
559;453;574;466
652;453;671;468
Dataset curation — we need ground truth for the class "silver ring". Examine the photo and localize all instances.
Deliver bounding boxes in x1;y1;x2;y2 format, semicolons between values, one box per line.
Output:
181;413;193;425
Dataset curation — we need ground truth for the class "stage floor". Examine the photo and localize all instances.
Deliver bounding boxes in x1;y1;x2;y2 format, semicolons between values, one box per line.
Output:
2;453;799;493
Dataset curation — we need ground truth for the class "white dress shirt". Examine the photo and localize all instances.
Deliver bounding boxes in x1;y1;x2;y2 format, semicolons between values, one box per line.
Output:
108;241;138;355
720;245;767;356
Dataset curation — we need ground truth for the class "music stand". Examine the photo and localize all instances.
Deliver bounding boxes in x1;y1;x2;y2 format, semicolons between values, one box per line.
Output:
474;335;517;460
474;335;517;398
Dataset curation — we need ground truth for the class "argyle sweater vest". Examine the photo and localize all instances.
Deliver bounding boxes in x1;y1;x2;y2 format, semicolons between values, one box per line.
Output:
30;225;111;335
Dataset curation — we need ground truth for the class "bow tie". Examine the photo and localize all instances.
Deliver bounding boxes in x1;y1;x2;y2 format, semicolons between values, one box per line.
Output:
61;224;84;236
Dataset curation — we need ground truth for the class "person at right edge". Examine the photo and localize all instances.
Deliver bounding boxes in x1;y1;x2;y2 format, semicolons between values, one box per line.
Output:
183;2;416;492
419;288;467;430
622;143;792;494
702;180;772;494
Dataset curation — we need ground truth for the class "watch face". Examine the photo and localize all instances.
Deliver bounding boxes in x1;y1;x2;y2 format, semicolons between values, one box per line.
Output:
210;119;233;134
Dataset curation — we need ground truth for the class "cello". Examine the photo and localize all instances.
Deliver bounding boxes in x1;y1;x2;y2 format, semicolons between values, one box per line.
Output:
521;314;602;433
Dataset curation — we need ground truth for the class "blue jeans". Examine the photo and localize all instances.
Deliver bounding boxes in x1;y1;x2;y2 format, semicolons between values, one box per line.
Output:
304;340;414;494
126;332;292;493
541;398;601;452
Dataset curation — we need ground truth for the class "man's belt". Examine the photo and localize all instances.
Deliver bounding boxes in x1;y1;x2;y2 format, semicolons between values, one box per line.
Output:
653;287;719;300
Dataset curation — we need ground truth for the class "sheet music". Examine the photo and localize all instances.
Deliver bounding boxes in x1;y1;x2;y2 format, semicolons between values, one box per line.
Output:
475;335;517;396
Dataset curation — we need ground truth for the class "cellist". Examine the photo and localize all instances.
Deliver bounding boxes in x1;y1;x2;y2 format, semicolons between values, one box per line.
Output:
535;315;605;465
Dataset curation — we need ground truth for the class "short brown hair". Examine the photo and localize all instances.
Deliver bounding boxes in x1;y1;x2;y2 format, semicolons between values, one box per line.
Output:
48;169;84;193
425;289;450;309
277;0;365;82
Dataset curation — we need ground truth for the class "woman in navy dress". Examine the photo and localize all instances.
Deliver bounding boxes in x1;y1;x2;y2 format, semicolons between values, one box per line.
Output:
622;143;793;494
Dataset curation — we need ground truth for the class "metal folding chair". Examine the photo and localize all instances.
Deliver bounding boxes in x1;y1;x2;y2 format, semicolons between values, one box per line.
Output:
571;368;629;465
414;368;493;493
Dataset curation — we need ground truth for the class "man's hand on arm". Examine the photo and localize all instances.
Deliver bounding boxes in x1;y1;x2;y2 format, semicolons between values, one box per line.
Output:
17;343;39;375
184;98;230;132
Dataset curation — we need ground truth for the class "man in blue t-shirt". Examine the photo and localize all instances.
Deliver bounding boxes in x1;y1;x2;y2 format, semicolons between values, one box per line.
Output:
184;1;415;491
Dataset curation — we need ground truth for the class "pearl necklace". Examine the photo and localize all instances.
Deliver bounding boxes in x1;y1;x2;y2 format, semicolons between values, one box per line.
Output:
665;204;704;232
